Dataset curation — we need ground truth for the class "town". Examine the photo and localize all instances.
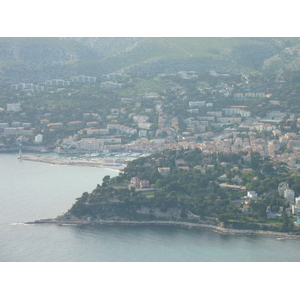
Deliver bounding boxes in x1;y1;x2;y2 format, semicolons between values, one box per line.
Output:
2;69;300;226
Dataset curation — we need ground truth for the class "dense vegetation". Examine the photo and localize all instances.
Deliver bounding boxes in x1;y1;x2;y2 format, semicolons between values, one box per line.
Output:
66;149;300;232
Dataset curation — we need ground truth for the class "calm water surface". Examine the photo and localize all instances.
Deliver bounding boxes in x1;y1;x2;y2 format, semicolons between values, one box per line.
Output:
1;153;300;262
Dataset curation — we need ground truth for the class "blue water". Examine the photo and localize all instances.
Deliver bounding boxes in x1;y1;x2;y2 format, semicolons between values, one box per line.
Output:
1;153;300;262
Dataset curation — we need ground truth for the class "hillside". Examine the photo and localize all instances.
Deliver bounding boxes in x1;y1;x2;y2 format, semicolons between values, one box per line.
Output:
71;37;298;75
56;149;300;234
1;37;300;83
263;41;300;73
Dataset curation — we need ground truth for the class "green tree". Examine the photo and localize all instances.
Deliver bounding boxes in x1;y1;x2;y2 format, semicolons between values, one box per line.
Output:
281;211;288;225
262;163;275;174
102;175;111;187
155;179;163;188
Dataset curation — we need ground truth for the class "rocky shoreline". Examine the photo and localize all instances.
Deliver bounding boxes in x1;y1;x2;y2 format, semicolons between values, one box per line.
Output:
25;217;300;239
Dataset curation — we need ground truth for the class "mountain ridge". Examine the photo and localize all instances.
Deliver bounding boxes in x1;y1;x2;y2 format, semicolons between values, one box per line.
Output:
1;37;300;83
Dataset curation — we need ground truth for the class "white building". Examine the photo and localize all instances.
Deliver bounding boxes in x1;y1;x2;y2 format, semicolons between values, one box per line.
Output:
222;108;240;115
107;124;137;135
101;81;123;88
76;138;104;151
133;115;149;123
7;103;21;112
138;122;153;130
189;101;205;108
0;123;9;130
278;182;289;196
4;127;18;135
86;128;109;135
34;134;43;143
17;83;26;90
139;130;148;137
158;167;170;174
130;177;140;187
284;189;295;203
216;117;242;124
234;93;244;98
26;83;34;89
239;110;251;117
140;180;150;189
187;109;199;114
11;122;21;127
247;191;258;201
292;205;300;215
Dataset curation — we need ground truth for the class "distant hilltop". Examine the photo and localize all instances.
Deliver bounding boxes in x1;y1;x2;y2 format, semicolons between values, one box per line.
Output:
1;37;300;83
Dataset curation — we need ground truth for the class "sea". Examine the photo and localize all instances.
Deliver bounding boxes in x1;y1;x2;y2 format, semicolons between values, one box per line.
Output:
1;152;300;262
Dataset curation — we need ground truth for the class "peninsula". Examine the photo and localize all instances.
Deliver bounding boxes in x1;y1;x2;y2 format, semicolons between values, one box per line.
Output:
28;149;300;237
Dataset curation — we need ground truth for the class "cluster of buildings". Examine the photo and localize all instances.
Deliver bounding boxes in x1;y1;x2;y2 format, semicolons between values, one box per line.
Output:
233;92;266;98
10;74;97;93
229;181;296;218
107;124;137;135
266;206;284;218
155;107;178;138
10;83;44;93
45;79;70;86
292;197;300;215
3;93;298;169
71;75;96;83
48;108;290;156
58;137;124;153
7;103;21;113
187;101;213;114
0;104;35;140
272;151;300;169
278;182;295;203
102;73;128;80
101;82;124;88
222;106;251;117
129;177;150;189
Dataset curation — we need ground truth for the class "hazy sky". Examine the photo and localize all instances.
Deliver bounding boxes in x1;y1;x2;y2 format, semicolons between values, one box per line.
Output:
1;1;295;37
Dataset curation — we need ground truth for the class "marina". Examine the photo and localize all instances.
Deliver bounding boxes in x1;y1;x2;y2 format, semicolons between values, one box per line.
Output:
18;155;126;170
17;151;153;170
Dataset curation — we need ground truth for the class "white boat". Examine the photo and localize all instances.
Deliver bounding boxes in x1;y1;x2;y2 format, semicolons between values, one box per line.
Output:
91;153;100;157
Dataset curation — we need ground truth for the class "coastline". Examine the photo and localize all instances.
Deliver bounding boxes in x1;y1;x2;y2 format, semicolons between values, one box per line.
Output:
26;218;300;239
17;154;300;240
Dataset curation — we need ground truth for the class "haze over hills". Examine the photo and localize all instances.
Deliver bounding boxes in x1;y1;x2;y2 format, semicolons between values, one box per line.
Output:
1;37;300;83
